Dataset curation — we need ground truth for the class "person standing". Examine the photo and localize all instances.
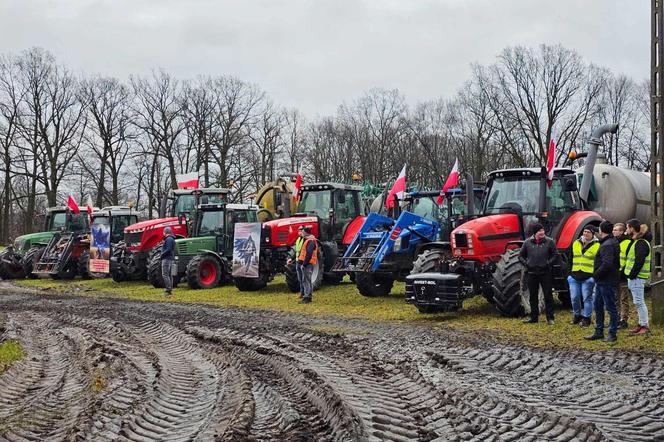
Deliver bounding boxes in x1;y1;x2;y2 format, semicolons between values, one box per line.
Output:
161;226;176;297
613;223;632;329
624;219;652;335
585;221;620;343
519;223;558;325
568;225;599;327
297;226;318;304
288;226;306;299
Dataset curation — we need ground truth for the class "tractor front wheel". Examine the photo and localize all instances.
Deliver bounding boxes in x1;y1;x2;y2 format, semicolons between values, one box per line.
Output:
187;255;223;289
0;249;26;279
22;246;45;279
234;256;270;292
355;272;394;297
491;249;526;317
410;248;451;274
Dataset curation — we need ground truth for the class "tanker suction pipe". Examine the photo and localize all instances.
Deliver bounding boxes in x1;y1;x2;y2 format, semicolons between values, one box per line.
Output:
578;123;619;204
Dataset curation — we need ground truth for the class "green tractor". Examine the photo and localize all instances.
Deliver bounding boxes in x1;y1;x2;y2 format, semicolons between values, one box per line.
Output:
0;207;79;280
148;202;259;289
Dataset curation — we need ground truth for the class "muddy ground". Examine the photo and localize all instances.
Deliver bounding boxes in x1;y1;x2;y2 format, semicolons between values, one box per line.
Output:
0;286;663;442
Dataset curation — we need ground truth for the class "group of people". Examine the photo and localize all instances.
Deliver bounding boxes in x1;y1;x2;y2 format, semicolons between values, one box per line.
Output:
291;225;318;304
520;218;652;343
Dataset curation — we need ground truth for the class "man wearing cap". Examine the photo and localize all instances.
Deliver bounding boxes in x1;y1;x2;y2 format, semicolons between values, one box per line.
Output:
568;225;599;327
297;226;318;304
519;223;558;325
585;220;621;343
161;227;176;297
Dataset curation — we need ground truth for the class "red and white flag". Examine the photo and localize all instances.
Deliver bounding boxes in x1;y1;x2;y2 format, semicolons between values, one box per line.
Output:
176;171;199;189
293;174;302;202
385;164;407;209
67;195;80;214
546;136;555;188
437;158;460;205
86;195;94;217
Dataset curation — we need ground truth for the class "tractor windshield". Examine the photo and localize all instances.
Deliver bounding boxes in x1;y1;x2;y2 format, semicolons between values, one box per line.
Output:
297;190;331;218
411;197;440;222
49;212;67;230
198;211;225;236
484;176;578;215
173;194;226;216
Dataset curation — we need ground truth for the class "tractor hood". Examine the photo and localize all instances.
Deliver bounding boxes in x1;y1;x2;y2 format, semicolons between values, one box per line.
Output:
451;214;522;262
125;217;180;233
263;216;319;247
10;231;58;252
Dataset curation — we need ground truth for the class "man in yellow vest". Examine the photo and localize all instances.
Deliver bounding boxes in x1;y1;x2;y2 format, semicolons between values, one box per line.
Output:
297;226;318;304
624;219;652;335
568;225;599;327
613;223;632;329
289;226;306;299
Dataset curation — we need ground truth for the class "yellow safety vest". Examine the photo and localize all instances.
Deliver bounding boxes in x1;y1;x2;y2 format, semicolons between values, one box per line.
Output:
295;237;304;255
624;238;651;279
571;239;599;273
619;238;630;272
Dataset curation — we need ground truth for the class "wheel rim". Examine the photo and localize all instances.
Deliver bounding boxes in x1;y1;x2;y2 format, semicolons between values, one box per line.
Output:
199;260;217;286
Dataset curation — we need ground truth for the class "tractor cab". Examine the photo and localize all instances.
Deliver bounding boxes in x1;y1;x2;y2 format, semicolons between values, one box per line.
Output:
188;203;259;253
162;188;231;219
296;183;364;242
90;207;139;245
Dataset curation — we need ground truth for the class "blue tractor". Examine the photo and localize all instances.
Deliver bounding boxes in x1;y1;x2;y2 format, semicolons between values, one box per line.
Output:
334;187;483;297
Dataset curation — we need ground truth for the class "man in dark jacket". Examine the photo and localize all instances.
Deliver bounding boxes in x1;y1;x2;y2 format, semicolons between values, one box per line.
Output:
161;227;176;297
585;220;620;342
519;223;558;325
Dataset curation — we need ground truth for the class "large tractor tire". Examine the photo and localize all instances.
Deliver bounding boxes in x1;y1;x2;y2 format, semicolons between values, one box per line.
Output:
355;272;395;297
148;247;166;288
0;249;26;279
53;261;78;280
284;261;300;292
320;241;343;285
411;248;451;274
22;246;45;279
187;255;223;289
284;250;324;293
79;251;107;279
492;249;526;317
111;242;146;282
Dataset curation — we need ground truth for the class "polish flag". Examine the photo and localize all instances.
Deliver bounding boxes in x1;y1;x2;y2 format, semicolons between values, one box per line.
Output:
176;171;199;189
546;137;555;188
437;158;460;205
293;174;302;202
86;195;94;217
385;164;407;209
67;195;80;214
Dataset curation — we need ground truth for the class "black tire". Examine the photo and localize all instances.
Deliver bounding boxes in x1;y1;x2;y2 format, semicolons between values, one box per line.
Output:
234;256;270;292
323;272;344;285
110;243;130;282
417;305;445;314
187;254;222;289
492;249;526;317
55;261;78;280
112;267;127;283
411;248;451;274
284;261;300;292
79;251;91;279
355;272;394;297
148;247;165;288
0;250;26;279
22;246;45;279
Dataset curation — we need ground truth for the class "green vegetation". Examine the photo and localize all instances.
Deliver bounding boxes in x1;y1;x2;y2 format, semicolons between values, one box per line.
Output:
16;277;664;354
0;340;24;373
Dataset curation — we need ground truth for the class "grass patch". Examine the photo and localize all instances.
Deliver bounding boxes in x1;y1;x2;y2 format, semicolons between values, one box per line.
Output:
0;340;24;373
15;277;664;354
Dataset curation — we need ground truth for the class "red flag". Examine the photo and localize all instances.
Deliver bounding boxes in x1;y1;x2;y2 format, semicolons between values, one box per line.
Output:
293;174;302;202
86;195;93;217
67;195;80;214
437;158;460;205
385;164;407;209
546;137;555;188
176;171;199;189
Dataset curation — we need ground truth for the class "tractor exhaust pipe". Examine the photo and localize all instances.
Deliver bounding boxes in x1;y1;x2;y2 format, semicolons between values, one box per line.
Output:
578;123;619;203
465;173;475;217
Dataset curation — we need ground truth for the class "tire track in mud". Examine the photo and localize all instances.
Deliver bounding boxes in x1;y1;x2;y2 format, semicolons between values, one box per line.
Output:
1;289;664;441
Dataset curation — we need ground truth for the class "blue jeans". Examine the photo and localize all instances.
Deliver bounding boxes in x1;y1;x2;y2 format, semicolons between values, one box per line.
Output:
594;283;618;336
627;278;649;327
568;276;595;318
296;262;304;295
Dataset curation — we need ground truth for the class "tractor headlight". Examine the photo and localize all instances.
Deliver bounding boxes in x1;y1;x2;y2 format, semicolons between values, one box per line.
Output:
393;237;402;252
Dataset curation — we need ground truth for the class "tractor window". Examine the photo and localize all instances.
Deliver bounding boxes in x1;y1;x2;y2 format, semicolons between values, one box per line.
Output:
49;212;67;230
110;215;137;243
297;190;331;218
199;211;224;236
173;194;225;216
68;213;89;231
333;190;360;237
411;197;440;222
484;177;541;214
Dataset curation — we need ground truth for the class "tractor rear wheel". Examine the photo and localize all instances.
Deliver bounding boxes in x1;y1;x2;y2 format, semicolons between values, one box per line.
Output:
492;249;526;317
356;272;394;297
22;246;45;279
187;255;222;289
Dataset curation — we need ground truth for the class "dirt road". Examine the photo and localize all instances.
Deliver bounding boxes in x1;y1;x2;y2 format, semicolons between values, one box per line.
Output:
1;286;663;441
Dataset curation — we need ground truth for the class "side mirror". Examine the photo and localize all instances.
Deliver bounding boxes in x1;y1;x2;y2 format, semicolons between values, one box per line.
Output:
561;174;578;192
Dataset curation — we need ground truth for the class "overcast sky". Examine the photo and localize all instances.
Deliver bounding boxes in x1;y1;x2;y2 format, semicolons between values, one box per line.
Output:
0;0;650;117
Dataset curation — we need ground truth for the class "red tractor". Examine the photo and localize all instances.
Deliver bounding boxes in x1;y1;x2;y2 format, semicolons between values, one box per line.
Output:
110;188;229;282
233;182;366;291
406;124;619;315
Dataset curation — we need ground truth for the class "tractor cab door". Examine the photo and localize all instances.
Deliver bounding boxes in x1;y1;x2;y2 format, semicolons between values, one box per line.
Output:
332;189;361;241
546;176;582;241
